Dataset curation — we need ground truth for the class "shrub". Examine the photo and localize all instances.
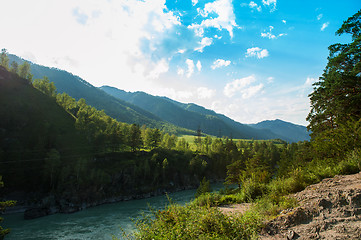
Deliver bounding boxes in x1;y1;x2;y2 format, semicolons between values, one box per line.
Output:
130;203;262;240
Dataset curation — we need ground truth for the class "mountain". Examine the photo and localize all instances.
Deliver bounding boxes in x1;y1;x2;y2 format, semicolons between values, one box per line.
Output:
249;119;310;143
100;86;288;140
7;55;192;135
0;66;89;191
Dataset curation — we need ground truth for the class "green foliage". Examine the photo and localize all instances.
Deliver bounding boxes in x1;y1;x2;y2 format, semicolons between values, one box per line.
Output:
129;203;262;240
0;176;16;240
129;124;143;152
195;177;211;198
0;49;9;70
307;10;361;159
10;61;18;74
18;61;33;81
33;76;57;97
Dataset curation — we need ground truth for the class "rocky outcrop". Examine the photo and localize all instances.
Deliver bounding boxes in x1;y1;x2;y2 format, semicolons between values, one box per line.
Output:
260;172;361;239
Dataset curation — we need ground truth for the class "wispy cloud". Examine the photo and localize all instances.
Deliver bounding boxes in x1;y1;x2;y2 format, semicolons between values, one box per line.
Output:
317;14;323;20
197;87;216;99
249;1;261;12
186;59;195;78
192;0;198;6
223;75;264;98
246;47;269;59
321;22;329;31
147;58;169;79
196;60;202;71
194;37;213;52
190;0;237;38
211;59;231;69
261;26;286;39
262;0;277;12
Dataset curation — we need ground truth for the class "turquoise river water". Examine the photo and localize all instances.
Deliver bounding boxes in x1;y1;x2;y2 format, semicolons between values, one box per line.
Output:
3;184;223;240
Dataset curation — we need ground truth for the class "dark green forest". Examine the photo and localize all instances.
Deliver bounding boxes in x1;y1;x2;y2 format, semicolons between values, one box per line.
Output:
0;9;360;240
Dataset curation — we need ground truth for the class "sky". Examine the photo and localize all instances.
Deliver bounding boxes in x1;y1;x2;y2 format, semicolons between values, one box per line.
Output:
1;0;360;126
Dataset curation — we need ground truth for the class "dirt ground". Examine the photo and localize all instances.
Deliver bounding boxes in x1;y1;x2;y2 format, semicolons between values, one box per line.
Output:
220;172;361;239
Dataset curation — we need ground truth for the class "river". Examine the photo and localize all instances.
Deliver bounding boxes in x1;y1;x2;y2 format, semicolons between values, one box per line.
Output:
3;184;223;240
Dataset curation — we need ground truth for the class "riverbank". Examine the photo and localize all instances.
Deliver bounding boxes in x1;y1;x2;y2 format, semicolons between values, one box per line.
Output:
3;187;203;240
4;184;199;219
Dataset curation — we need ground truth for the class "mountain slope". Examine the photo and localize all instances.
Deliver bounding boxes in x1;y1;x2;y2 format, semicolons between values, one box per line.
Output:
100;86;286;140
249;119;310;143
0;66;89;191
7;55;169;129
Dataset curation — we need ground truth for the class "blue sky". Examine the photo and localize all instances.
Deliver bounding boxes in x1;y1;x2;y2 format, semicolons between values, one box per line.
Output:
1;0;360;125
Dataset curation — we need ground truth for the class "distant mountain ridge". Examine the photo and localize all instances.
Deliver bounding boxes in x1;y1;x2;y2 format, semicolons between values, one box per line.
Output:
8;54;310;142
100;86;310;142
249;119;311;143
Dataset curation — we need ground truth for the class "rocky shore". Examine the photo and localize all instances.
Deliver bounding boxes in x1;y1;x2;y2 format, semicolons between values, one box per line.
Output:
5;184;198;220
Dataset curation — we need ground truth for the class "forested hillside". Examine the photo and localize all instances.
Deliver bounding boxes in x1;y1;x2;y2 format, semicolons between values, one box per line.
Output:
100;86;297;141
249;119;310;143
7;55;192;135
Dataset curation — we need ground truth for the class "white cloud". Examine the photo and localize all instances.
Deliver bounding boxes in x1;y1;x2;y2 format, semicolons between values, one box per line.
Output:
147;58;169;79
321;22;329;31
223;75;264;98
305;77;316;86
0;0;184;93
197;87;216;99
261;26;286;39
186;59;195;78
317;14;323;21
262;0;277;11
211;59;231;69
194;37;213;52
246;47;269;59
249;1;261;12
192;0;198;6
189;0;237;38
282;19;286;24
196;60;202;71
242;84;264;99
177;67;185;76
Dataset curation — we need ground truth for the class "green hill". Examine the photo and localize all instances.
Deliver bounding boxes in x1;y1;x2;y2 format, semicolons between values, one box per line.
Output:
100;86;289;140
7;55;191;135
0;66;89;191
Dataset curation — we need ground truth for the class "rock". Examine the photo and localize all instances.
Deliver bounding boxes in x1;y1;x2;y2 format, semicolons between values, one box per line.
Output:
259;172;361;240
24;207;50;220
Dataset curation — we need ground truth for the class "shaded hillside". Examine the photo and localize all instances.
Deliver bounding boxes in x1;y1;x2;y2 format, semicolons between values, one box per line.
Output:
7;55;186;133
0;66;89;191
100;86;284;140
249;119;310;143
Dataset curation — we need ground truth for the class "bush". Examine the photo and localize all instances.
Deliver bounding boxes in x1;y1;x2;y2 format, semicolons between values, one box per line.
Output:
336;149;361;175
130;203;262;240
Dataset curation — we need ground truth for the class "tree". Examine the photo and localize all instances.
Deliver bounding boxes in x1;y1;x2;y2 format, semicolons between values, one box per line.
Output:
307;10;361;159
195;177;211;198
33;76;57;98
128;124;142;152
10;61;18;74
0;49;9;70
18;61;33;82
0;176;16;240
144;128;161;149
307;10;361;137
